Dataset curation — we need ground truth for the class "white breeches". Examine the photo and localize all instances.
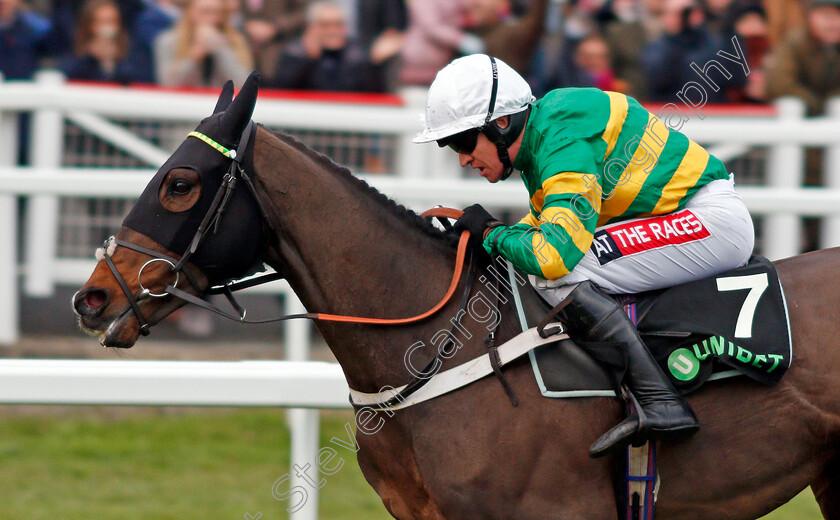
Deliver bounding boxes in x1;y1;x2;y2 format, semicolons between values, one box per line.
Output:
533;177;755;304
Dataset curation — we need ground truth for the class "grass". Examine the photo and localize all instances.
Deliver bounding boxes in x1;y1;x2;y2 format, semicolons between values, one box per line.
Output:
0;408;823;519
760;489;823;520
0;409;389;520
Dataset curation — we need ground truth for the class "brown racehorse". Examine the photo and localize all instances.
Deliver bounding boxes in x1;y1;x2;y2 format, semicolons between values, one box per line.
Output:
73;75;840;519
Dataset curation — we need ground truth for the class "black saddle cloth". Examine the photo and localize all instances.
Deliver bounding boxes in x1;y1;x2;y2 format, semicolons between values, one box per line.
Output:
523;256;792;397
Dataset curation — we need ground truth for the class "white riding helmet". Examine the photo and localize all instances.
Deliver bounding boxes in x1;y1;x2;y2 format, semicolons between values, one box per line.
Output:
413;54;535;144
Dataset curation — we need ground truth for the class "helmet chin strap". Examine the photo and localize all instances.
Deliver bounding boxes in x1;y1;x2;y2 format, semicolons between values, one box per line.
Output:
496;140;515;180
487;106;531;181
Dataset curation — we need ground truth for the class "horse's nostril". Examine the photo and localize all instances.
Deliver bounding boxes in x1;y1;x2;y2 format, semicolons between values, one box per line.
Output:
74;288;111;317
85;290;107;309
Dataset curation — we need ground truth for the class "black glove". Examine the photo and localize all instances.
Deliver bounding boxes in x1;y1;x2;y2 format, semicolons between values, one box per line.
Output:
453;204;501;248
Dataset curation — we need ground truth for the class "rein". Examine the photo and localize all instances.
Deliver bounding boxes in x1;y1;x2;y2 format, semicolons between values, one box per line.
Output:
162;222;470;326
98;121;471;330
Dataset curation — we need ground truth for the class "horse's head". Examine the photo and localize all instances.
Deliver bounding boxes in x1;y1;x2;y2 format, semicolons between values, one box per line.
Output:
73;72;267;348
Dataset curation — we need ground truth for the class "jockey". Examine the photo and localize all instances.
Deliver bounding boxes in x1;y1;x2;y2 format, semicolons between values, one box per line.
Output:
414;54;755;457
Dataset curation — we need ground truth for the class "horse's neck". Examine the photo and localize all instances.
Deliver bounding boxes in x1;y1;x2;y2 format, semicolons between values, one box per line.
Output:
253;131;463;391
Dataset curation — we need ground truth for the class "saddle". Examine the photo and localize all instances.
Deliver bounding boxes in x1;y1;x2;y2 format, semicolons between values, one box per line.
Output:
518;256;792;398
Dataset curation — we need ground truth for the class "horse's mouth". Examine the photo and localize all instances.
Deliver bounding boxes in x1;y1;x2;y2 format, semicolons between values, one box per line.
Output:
77;307;141;349
77;290;193;348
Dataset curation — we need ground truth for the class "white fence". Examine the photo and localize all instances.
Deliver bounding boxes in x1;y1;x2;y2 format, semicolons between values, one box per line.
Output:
0;359;349;407
2;76;840;519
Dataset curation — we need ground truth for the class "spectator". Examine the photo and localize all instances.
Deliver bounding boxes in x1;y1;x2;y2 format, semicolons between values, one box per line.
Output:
703;0;734;33
357;0;406;91
642;0;668;34
763;0;804;44
154;0;253;87
641;0;742;101
766;0;839;248
61;0;137;83
270;1;385;92
604;0;658;98
356;0;406;170
722;0;770;102
241;0;306;78
0;0;54;80
129;0;185;84
766;0;840;115
530;0;596;96
560;0;599;44
399;0;479;86
468;0;549;77
222;0;244;27
572;33;628;90
50;0;145;59
334;0;358;36
541;33;626;90
356;0;406;51
0;0;54;165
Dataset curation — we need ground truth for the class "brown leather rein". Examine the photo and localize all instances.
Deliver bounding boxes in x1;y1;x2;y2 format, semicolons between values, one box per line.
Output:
104;207;470;330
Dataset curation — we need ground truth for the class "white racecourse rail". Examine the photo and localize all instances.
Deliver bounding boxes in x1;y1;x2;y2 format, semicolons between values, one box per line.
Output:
1;75;840;520
0;359;350;407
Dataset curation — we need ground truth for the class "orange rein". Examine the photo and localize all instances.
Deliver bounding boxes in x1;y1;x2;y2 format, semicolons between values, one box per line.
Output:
311;208;467;325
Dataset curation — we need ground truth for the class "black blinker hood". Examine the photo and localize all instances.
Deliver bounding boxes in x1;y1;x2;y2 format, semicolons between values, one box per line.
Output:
122;72;265;285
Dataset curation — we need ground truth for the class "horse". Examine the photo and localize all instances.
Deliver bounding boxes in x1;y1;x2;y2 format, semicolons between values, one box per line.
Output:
73;73;840;519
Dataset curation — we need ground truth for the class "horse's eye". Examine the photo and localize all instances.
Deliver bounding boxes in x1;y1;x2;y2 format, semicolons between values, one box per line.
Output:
171;179;193;195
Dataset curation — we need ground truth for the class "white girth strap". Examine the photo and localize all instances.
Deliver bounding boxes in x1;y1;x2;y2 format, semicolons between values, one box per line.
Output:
349;327;567;411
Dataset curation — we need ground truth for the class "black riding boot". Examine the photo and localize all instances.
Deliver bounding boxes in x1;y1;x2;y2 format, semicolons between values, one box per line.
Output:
558;281;699;458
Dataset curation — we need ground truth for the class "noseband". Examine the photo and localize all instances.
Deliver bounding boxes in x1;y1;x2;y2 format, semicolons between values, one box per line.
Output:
98;120;278;335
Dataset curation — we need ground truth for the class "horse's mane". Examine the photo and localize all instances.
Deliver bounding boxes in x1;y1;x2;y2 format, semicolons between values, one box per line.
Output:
262;126;454;245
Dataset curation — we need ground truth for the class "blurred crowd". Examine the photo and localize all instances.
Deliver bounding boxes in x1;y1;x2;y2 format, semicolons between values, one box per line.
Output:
0;0;838;112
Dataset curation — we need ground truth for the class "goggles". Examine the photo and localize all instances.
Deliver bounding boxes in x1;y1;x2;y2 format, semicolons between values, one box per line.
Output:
437;128;482;154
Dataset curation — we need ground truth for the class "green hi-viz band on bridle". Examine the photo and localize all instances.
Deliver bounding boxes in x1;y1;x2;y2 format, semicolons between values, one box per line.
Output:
188;131;237;159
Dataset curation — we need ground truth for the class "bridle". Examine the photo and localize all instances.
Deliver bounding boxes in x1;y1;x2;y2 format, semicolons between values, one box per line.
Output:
97;123;473;335
98;119;279;335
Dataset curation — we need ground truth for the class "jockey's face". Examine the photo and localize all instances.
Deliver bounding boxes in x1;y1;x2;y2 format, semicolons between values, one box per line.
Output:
455;115;522;184
458;133;506;183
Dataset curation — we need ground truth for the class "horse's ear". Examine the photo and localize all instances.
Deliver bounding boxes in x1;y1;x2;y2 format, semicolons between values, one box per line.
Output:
213;80;234;114
223;71;260;136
